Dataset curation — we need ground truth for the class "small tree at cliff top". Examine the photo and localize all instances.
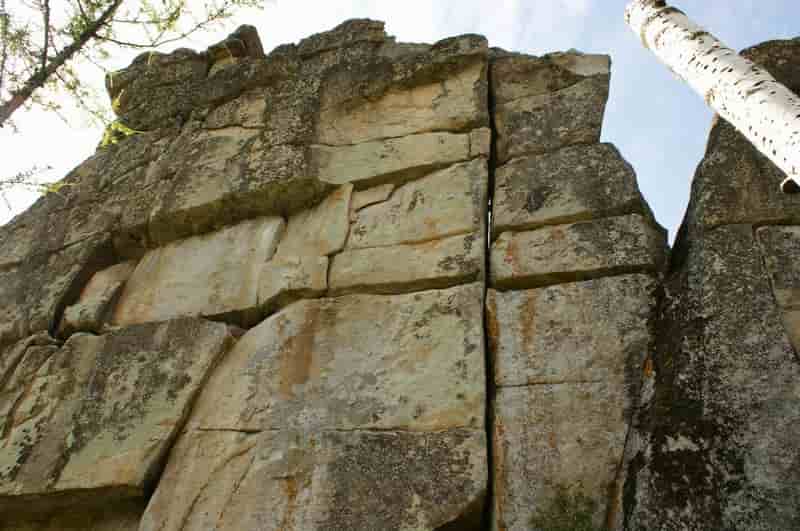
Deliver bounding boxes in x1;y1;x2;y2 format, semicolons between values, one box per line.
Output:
0;0;263;129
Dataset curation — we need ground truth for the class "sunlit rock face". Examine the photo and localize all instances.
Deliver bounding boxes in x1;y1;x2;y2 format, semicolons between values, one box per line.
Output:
3;16;795;531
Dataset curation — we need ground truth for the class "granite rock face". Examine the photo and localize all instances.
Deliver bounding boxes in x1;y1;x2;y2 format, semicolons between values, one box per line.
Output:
487;48;664;531
624;39;800;531
0;19;492;531
2;17;793;531
141;285;487;531
0;320;233;520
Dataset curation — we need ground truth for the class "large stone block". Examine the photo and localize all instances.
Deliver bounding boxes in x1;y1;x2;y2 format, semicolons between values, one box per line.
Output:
627;225;800;530
493;143;648;234
490;215;666;290
0;319;233;511
487;275;656;388
493;384;629;531
188;284;485;432
141;283;486;530
491;52;610;164
347;158;487;249
317;61;487;145
330;232;483;295
112;216;284;327
312;131;472;187
106;48;209;131
142;428;486;531
144;126;317;246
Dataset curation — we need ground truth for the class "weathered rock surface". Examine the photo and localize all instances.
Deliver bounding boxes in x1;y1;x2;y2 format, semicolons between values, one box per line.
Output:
11;16;797;531
142;428;486;531
488;275;657;387
0;319;233;511
59;260;137;336
112;216;284;327
316;59;486;145
0;233;114;347
756;226;800;349
623;38;800;531
681;39;800;232
142;284;486;529
330;232;483;295
347;158;487;249
190;284;484;432
625;226;800;531
490;214;666;289
495;383;630;531
312;131;472;187
491;52;610;164
489;275;657;531
492;143;650;234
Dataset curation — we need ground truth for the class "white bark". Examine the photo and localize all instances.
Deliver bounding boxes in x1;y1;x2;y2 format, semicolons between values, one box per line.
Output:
625;0;800;193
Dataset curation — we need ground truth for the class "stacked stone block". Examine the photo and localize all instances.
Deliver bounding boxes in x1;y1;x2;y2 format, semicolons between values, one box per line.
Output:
0;20;490;530
487;52;666;531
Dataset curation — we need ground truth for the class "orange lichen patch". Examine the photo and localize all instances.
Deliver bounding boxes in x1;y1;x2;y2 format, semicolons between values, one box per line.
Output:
279;476;299;531
520;293;538;355
486;295;500;356
642;356;654;378
493;420;507;531
548;431;558;450
278;304;320;399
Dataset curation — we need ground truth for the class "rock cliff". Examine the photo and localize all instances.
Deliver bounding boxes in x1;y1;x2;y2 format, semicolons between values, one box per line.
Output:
0;20;796;531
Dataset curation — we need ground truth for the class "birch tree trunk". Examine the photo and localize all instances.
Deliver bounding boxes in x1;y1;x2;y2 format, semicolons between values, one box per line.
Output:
625;0;800;193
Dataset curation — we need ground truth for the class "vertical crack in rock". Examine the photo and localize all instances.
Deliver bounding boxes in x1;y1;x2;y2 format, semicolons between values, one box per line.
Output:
480;56;499;531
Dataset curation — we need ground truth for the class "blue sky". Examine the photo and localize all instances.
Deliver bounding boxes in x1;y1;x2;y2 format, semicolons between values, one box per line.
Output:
3;0;799;240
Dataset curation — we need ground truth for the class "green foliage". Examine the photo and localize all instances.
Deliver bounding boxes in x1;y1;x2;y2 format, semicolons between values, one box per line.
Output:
529;485;602;531
100;120;143;147
1;0;265;129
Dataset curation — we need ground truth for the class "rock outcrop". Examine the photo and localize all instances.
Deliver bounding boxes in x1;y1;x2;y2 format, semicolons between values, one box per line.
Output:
487;50;665;531
0;18;797;531
624;39;800;531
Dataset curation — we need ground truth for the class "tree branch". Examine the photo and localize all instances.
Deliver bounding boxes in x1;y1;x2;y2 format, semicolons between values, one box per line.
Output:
0;0;122;127
0;0;9;95
41;0;50;72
